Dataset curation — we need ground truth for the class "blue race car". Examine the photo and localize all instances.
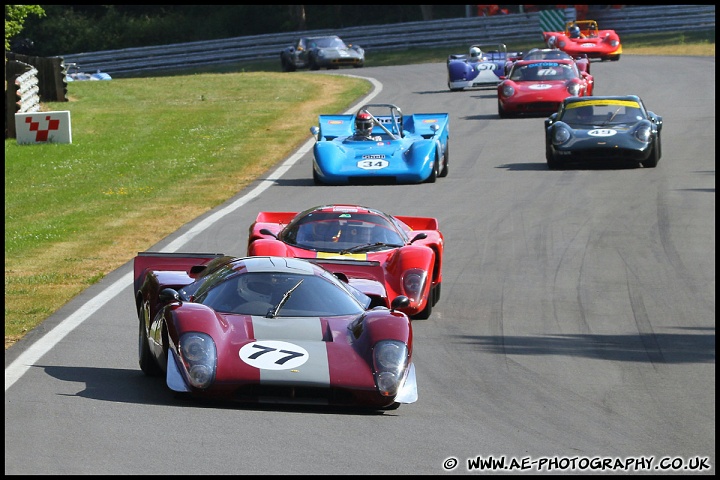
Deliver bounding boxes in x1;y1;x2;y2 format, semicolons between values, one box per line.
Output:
447;44;519;91
65;62;111;81
310;103;449;185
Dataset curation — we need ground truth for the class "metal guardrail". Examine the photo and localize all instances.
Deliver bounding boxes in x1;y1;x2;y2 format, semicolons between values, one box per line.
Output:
58;5;715;77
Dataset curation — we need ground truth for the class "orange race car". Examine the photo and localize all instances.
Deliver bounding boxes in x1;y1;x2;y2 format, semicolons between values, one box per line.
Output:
542;20;622;62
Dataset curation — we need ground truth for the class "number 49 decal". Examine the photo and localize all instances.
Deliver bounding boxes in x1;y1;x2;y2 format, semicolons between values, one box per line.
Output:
239;340;309;370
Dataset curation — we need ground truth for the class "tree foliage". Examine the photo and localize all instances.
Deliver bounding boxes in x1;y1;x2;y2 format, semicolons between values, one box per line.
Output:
4;5;45;52
10;5;468;56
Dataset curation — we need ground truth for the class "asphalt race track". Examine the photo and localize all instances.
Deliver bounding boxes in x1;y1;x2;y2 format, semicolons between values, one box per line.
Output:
5;55;715;475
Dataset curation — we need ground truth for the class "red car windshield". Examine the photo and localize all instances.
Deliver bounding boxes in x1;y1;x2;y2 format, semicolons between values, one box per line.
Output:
282;212;405;252
510;62;576;82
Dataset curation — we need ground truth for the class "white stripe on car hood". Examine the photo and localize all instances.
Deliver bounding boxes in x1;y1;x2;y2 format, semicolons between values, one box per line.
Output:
250;316;330;386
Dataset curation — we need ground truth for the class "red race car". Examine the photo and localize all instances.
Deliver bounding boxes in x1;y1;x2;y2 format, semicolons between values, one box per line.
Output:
504;48;590;76
247;204;444;320
497;58;594;118
542;20;622;62
133;253;417;410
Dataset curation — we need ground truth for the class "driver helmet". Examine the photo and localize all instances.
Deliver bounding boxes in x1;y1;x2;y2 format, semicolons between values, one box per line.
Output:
355;111;374;137
237;273;273;304
569;25;581;38
469;46;482;58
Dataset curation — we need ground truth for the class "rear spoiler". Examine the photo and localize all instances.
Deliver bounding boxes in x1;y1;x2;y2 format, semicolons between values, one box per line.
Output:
317;115;353;139
394;215;439;230
254;211;297;224
133;252;225;294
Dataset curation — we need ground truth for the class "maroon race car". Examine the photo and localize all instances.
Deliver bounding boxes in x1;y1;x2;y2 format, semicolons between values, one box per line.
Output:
247;204;444;320
497;58;594;118
133;253;417;410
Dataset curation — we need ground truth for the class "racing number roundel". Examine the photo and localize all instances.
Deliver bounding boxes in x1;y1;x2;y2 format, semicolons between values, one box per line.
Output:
588;129;617;137
239;340;309;370
357;156;389;170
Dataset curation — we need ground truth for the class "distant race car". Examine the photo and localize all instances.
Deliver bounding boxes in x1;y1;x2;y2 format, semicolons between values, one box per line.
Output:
65;62;111;81
497;58;594;118
247;204;444;320
280;35;364;71
544;95;663;170
133;253;417;410
310;103;449;185
504;48;590;75
542;20;622;62
446;43;518;91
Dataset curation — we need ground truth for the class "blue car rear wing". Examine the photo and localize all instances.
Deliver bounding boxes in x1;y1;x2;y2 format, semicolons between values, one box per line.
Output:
403;113;449;138
318;115;354;140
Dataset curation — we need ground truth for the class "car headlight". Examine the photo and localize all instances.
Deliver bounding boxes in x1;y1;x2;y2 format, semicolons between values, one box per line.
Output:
179;332;217;389
552;126;571;145
566;82;581;96
610;40;620;47
634;125;652;143
373;340;409;397
402;268;427;303
500;84;515;97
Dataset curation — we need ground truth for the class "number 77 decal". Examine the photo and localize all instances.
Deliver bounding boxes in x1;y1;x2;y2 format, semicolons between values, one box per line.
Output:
240;340;309;370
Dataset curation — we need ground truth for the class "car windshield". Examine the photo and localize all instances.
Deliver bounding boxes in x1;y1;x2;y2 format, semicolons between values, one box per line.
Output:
281;212;405;252
197;271;366;317
510;63;575;81
561;101;645;126
523;50;570;61
309;37;346;49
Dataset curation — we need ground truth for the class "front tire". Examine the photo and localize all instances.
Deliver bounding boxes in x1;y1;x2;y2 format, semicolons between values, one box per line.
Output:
281;58;296;72
309;56;320;71
312;168;325;185
546;145;561;170
438;143;449;177
642;138;660;168
424;152;439;183
431;282;441;306
498;100;509;119
413;296;433;320
138;298;162;376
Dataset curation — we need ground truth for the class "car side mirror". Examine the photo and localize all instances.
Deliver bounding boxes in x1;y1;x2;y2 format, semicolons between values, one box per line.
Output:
391;295;410;311
410;233;428;243
159;288;181;304
259;228;278;239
